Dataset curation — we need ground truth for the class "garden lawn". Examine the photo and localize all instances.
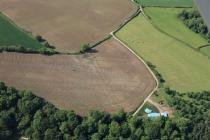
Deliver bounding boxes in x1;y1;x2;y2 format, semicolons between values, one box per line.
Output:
116;14;210;92
144;7;208;49
0;13;45;50
135;0;194;7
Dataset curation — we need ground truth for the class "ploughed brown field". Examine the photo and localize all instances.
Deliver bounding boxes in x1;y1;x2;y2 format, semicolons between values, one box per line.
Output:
0;0;135;52
0;39;156;115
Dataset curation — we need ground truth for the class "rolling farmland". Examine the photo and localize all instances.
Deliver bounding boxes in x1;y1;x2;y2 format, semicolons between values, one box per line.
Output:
0;0;135;52
116;14;210;92
0;0;158;115
0;39;156;115
0;13;45;50
0;0;209;139
144;7;208;49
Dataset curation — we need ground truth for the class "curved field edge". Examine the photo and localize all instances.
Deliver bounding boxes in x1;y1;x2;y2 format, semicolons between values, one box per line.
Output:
0;0;157;115
0;38;156;115
116;13;210;92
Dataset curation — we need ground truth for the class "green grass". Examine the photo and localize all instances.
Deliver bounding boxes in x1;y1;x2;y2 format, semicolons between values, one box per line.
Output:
144;7;208;49
201;46;210;58
135;0;194;7
0;13;45;50
116;14;210;92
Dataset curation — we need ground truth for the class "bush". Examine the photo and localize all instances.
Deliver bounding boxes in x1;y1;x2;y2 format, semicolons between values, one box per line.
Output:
80;44;91;54
35;35;46;43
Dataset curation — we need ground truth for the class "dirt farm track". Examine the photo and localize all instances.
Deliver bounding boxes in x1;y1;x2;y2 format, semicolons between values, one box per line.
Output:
0;39;156;115
0;0;156;115
0;0;135;52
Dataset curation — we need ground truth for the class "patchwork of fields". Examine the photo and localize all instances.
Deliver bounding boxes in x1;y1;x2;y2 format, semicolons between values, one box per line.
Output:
0;0;135;52
116;13;210;92
144;8;208;49
0;0;210;115
144;7;210;58
0;0;158;115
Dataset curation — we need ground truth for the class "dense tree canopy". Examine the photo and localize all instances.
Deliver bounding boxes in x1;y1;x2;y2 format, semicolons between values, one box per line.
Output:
0;82;209;140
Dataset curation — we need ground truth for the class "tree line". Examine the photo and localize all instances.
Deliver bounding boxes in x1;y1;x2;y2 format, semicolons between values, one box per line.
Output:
0;35;58;55
0;82;209;140
179;9;210;42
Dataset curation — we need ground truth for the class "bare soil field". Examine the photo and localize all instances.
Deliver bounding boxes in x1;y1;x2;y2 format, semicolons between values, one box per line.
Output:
0;39;156;115
0;0;135;52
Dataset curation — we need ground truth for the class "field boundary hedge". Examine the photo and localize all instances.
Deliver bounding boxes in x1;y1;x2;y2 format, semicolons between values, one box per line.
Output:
112;6;141;35
0;12;58;55
0;45;59;55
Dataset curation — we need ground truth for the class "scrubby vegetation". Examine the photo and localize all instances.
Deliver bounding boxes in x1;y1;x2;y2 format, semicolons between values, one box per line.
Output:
179;9;210;43
0;45;58;55
0;82;209;140
80;44;92;54
146;61;165;85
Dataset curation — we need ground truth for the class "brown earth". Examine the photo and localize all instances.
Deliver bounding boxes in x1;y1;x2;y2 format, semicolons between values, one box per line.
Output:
0;0;135;52
0;39;156;115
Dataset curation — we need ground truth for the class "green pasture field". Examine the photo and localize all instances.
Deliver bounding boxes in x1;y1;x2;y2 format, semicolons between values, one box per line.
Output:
201;46;210;57
135;0;194;7
116;14;210;92
0;13;45;50
144;7;208;49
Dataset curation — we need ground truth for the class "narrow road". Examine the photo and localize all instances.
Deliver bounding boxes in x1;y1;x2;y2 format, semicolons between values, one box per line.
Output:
111;33;159;116
110;1;159;116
